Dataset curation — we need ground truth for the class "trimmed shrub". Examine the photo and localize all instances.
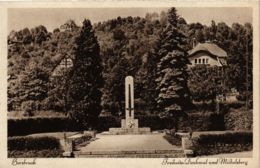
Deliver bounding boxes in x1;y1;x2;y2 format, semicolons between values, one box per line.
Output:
8;136;61;151
8;113;226;136
95;116;121;132
138;115;175;130
192;131;253;156
74;135;92;147
164;134;182;147
184;112;225;131
8;149;63;158
8;117;84;136
193;101;246;113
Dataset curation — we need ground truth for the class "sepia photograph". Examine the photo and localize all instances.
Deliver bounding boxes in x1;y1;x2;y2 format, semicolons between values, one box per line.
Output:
6;6;254;159
0;1;259;167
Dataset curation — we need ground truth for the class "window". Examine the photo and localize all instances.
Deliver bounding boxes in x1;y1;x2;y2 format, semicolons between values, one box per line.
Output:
206;59;209;64
203;59;205;64
199;59;201;64
195;59;197;64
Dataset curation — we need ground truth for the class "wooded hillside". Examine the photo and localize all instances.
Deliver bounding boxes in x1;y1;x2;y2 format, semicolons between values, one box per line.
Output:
8;10;252;116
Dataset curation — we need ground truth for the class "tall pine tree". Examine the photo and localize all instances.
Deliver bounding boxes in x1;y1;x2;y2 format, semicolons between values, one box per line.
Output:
155;8;192;130
68;19;103;128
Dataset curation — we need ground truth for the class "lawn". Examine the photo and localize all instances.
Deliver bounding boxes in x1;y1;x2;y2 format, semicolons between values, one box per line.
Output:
8;110;66;119
26;132;80;139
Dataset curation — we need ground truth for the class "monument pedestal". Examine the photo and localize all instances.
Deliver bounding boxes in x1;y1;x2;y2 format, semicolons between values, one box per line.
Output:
121;119;139;128
109;118;150;135
109;127;151;135
108;76;150;135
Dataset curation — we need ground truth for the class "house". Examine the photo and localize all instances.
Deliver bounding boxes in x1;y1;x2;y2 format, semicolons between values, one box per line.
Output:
51;56;73;77
188;42;227;67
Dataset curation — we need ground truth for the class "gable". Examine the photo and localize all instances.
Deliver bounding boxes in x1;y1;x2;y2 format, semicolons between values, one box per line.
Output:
52;57;73;77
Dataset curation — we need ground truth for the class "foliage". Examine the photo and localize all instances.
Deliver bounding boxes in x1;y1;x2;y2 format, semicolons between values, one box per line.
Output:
8;149;63;158
186;112;225;131
21;101;37;116
8;113;225;136
192;131;253;156
155;8;192;127
8;22;79;112
74;135;92;147
188;65;227;103
224;108;253;130
8;117;83;136
95;15;164;116
8;136;61;151
164;134;182;147
193;101;245;113
46;23;79;113
67;19;103;128
7;10;253;117
8;110;66;119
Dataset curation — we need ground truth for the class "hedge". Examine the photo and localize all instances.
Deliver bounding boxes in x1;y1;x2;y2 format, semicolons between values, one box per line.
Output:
224;108;253;131
192;131;253;156
8;113;226;136
74;135;92;147
8;136;61;151
8;117;84;136
95;114;225;132
163;134;182;147
184;112;225;131
8;149;63;158
194;101;246;113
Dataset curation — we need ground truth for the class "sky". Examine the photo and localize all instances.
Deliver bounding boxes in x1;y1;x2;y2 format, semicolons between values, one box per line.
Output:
8;7;252;32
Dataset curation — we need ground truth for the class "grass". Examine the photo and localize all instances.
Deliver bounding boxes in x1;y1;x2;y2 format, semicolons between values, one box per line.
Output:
8;110;66;119
26;132;80;139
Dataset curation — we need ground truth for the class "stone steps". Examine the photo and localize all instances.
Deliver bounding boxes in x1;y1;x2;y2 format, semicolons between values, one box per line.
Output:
74;149;184;158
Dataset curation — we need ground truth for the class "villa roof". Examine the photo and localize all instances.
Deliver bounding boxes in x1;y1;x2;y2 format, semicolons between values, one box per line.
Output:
188;42;227;57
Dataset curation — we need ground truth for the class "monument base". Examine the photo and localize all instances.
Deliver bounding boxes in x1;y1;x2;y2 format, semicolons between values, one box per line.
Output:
121;119;139;128
109;118;150;135
109;127;151;135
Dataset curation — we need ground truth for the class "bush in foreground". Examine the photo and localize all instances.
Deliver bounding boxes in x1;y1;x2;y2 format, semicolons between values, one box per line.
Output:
224;108;253;131
8;149;63;158
8;113;227;136
8;136;63;158
8;136;61;151
192;131;252;156
163;134;182;147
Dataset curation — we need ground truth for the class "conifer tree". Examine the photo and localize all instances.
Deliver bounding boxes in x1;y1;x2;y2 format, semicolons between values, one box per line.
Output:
68;19;103;128
155;8;192;129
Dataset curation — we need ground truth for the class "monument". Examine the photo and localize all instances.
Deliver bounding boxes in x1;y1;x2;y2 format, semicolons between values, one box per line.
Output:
109;76;151;134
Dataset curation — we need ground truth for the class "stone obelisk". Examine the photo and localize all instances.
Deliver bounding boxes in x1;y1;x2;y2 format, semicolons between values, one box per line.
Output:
123;76;138;129
108;76;150;134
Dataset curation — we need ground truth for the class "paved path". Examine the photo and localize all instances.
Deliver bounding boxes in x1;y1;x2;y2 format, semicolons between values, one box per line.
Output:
79;133;181;152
